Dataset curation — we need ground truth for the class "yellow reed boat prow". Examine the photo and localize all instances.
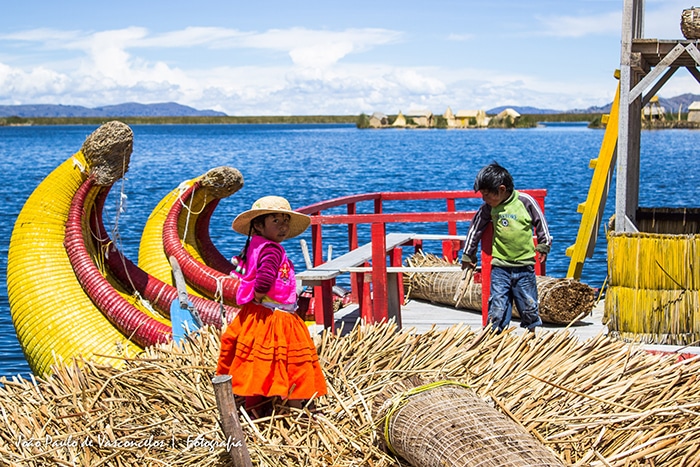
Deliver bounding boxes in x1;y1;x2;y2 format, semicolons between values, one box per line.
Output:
7;121;243;376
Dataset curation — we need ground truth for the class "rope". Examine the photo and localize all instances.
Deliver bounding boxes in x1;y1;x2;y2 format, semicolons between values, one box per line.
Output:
180;186;196;245
174;184;232;326
381;380;471;456
72;156;86;173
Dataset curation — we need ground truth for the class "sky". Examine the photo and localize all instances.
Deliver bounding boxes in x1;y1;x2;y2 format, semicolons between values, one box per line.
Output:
0;0;698;115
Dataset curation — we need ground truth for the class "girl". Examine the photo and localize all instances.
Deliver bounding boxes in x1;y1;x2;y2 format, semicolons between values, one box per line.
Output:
216;196;327;416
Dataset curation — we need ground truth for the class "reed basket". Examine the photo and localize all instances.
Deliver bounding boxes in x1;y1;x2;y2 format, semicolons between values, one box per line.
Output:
681;7;700;40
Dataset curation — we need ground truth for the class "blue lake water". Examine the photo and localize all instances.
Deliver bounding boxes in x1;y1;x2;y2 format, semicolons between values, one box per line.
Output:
1;123;699;379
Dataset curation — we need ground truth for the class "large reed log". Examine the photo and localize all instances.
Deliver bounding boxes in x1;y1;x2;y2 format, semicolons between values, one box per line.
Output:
403;253;596;324
373;376;565;467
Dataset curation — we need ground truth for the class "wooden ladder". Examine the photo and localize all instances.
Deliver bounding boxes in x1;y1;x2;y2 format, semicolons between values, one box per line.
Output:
566;75;620;280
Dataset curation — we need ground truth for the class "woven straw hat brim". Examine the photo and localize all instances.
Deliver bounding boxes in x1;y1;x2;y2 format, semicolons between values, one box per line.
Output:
232;208;310;238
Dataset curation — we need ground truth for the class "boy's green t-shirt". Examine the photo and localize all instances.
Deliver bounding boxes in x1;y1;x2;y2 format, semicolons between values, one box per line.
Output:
490;190;536;266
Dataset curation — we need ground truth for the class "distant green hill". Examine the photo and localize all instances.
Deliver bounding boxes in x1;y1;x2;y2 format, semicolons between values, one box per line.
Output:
0;115;358;126
0;102;226;118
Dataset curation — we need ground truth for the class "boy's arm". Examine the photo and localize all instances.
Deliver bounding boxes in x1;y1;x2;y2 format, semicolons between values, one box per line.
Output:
521;194;553;259
461;204;491;269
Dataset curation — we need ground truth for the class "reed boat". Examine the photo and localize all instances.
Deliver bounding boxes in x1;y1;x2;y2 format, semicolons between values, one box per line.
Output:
7;122;240;376
137;167;243;306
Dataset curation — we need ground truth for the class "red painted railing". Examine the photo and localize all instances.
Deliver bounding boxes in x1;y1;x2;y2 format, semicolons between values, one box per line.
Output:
297;189;547;328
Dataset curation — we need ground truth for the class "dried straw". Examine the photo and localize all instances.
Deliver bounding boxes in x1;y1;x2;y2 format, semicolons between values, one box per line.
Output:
200;166;245;199
81;121;133;186
681;7;700;40
1;323;699;466
607;231;700;346
404;252;595;324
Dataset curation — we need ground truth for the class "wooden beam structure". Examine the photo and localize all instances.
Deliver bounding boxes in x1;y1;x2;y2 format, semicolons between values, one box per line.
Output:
617;0;700;232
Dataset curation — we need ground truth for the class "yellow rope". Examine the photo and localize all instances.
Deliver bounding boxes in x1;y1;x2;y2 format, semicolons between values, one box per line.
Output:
382;380;470;456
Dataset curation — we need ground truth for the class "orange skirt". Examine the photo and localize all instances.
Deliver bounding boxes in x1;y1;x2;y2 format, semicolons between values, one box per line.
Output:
216;302;327;400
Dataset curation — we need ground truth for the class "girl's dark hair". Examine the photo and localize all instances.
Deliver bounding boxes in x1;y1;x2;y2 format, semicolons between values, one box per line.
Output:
473;162;514;192
240;214;269;263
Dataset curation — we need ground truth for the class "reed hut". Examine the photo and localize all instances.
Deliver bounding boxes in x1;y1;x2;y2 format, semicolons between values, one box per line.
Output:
443;106;457;127
405;109;433;127
688;101;700;122
455;109;489;128
392;111;407;127
369;112;388;128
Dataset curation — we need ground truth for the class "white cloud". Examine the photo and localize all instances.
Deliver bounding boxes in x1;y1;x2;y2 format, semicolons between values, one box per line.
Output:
241;28;402;68
535;10;621;37
0;25;409;112
135;27;250;48
645;1;696;39
0;63;70;103
0;18;689;115
0;28;84;44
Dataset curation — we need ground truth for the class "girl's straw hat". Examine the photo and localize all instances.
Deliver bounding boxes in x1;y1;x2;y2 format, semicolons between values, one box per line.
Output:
232;196;310;238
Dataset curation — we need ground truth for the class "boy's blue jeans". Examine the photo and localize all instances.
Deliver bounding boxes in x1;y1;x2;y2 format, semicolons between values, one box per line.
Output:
488;265;542;332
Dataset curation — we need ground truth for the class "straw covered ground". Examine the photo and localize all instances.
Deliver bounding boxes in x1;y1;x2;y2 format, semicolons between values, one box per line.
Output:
1;323;699;466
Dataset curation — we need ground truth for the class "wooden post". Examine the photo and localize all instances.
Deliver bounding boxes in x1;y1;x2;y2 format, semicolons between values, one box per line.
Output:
443;198;461;260
348;202;360;303
311;223;325;325
371;222;389;322
211;375;253;467
480;224;493;327
617;0;644;233
320;279;335;332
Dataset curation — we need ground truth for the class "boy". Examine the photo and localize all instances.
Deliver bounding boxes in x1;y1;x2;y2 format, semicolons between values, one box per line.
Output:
461;162;552;333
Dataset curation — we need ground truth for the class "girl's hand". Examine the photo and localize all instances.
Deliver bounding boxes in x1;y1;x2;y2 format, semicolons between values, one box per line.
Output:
254;291;265;303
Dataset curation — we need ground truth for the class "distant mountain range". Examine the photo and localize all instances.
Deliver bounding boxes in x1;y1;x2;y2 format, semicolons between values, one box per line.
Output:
2;94;700;118
0;102;227;118
488;93;700;115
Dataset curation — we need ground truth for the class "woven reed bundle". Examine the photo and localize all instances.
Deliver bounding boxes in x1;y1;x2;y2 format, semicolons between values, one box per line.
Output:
199;166;245;198
404;254;482;309
404;253;596;324
1;323;700;466
81;120;133;185
681;7;700;40
373;376;565;466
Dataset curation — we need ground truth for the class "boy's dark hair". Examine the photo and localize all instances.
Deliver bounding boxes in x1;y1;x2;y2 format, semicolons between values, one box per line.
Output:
473;162;514;192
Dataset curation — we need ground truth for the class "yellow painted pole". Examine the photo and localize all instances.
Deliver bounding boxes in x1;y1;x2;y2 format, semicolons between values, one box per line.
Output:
566;72;620;280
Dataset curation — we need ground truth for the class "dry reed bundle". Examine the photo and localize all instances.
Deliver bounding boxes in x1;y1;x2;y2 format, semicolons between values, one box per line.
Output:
373;376;565;466
681;7;700;40
607;231;700;345
0;323;699;466
200;166;245;199
404;252;596;324
81;120;133;185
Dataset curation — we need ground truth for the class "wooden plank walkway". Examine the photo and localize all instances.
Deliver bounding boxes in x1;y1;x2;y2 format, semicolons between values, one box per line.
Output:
309;299;607;339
